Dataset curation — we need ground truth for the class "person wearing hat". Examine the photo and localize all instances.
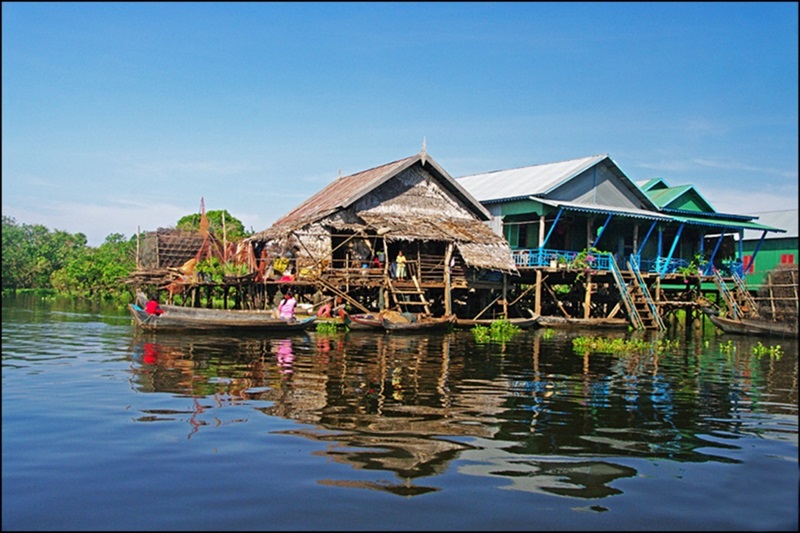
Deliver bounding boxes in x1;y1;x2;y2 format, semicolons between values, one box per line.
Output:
278;289;297;321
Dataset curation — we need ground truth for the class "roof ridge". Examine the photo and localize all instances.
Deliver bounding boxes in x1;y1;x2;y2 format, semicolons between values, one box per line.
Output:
458;153;608;178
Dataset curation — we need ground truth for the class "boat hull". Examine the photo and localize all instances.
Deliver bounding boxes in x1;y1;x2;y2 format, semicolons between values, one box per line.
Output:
536;316;630;329
706;313;797;337
382;314;456;332
454;316;540;329
129;304;317;332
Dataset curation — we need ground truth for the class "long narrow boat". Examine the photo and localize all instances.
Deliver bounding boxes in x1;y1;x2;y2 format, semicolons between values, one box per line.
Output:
536;316;630;329
454;315;541;329
129;303;317;332
382;314;456;332
705;313;797;337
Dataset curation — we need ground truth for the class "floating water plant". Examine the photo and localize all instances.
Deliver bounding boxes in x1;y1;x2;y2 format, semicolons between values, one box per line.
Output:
472;319;522;342
315;321;341;334
571;335;679;356
752;341;783;359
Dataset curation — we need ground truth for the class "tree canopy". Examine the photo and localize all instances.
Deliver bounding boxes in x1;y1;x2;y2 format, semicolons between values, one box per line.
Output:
176;210;250;241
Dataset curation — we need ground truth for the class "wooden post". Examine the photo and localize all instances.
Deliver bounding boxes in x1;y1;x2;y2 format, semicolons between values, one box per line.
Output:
583;274;592;319
502;274;508;318
222;211;227;259
768;272;776;320
136;226;140;269
535;269;542;315
444;243;453;316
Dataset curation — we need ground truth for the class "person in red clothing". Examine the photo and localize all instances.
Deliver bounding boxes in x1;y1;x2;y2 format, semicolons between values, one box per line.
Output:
144;295;164;316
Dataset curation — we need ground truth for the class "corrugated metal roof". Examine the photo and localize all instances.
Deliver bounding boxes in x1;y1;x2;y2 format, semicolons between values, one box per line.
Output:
672;214;785;233
456;154;608;202
637;178;666;191
535;198;784;233
639;179;717;213
660;208;753;221
250;152;491;242
646;185;693;208
270;155;419;229
535;198;673;221
742;209;798;240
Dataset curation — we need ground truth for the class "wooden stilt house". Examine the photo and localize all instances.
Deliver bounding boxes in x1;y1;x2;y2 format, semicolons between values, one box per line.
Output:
245;150;518;317
456;154;785;329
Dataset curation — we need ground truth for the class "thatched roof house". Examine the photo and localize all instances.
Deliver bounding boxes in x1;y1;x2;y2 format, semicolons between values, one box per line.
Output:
247;151;518;277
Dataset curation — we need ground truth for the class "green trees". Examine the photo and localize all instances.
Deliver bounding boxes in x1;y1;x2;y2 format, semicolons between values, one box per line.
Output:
3;217;134;299
3;208;250;300
176;209;249;241
2;216;86;290
50;233;136;299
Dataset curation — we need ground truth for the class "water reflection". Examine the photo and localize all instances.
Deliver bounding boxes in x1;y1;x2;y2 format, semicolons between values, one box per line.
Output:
126;328;798;498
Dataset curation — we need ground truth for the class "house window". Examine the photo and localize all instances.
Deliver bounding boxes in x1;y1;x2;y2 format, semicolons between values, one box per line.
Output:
743;255;755;274
780;254;795;264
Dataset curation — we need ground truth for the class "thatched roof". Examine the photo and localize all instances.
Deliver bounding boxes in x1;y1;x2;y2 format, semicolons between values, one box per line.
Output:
247;152;518;273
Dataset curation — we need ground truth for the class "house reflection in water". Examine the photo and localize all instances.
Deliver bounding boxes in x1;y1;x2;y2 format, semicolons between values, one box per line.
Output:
127;329;794;498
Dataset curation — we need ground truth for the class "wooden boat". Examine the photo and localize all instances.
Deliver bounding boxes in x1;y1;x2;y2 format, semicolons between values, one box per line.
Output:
343;312;384;330
536;316;630;329
128;303;317;332
382;313;456;332
705;312;797;337
454;315;540;329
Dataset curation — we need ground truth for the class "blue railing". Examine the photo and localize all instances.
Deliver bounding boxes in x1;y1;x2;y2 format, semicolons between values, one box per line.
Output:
511;248;611;270
511;249;752;278
512;248;714;276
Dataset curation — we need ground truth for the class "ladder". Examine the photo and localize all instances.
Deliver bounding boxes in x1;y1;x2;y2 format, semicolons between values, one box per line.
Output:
731;271;758;317
628;259;666;331
712;270;742;319
388;275;431;315
608;254;644;329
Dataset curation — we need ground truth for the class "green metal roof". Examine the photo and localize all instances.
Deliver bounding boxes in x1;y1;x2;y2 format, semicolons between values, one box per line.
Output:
671;214;785;233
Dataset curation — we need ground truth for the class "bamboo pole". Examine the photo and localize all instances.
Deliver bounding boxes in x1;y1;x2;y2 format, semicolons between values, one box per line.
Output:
222;212;227;259
443;243;453;316
768;272;776;320
502;274;508;318
136;226;140;269
544;282;572;318
472;295;502;321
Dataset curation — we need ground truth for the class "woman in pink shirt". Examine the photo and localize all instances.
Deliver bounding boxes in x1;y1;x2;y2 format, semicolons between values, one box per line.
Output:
278;290;297;321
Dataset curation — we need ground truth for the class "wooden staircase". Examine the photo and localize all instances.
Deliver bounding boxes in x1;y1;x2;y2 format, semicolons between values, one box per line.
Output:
713;270;758;319
608;255;664;330
731;272;759;317
627;260;666;331
388;275;431;314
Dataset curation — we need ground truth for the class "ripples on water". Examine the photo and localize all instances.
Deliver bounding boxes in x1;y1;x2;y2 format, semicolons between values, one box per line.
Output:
2;295;797;531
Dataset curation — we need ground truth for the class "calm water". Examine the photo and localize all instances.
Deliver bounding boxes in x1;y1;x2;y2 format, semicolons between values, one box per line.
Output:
2;294;797;531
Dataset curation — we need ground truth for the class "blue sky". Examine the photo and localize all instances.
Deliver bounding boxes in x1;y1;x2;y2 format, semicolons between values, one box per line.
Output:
3;2;797;246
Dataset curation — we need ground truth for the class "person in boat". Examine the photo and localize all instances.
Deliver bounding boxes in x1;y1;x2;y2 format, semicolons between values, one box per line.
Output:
278;290;297;321
144;295;164;316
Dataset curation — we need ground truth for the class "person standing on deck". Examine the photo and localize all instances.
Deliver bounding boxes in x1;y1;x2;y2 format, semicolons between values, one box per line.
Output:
278;290;297;321
395;250;407;279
